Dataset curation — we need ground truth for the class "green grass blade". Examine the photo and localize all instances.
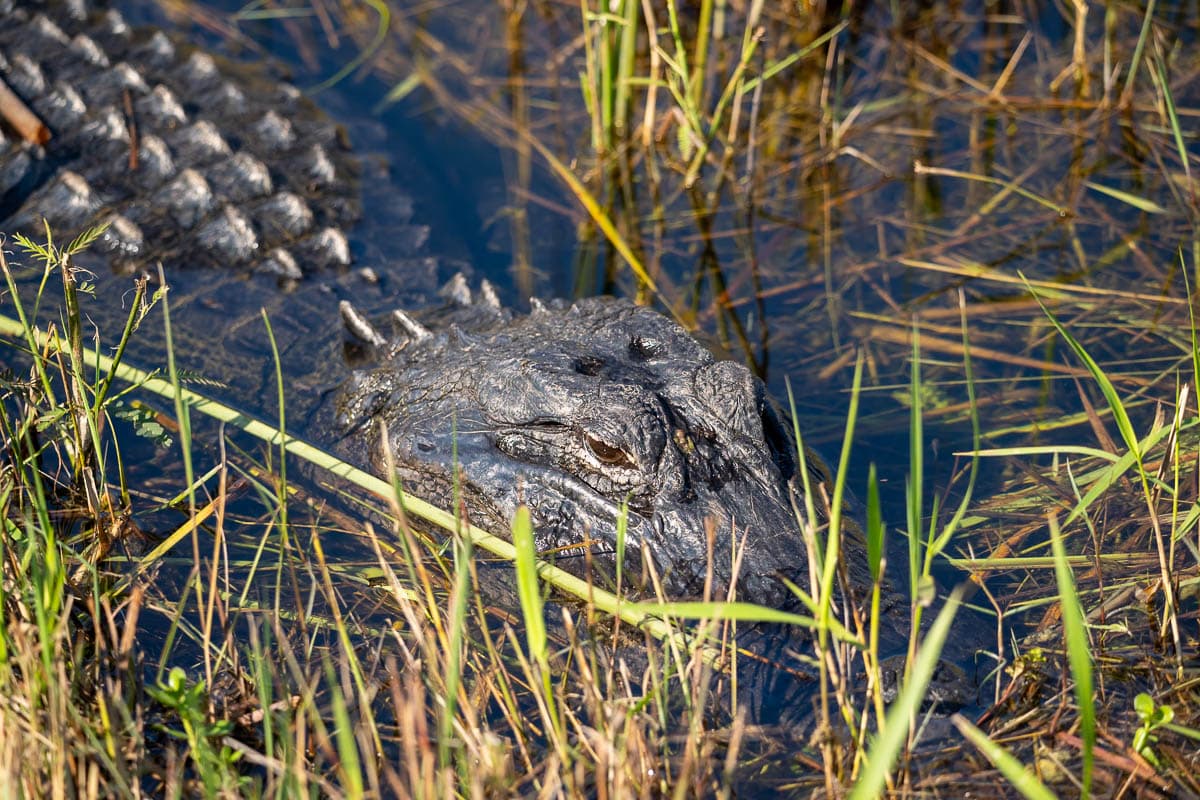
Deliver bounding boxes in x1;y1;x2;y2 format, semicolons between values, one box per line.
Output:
1153;51;1188;185
784;377;820;542
615;498;628;596
373;72;422;114
865;463;884;583
742;22;847;91
1163;722;1200;741
613;0;639;136
1024;275;1141;465
323;655;365;798
438;526;472;771
632;600;819;629
957;445;1119;462
1121;0;1157;102
907;319;924;601
1084;181;1166;214
953;715;1056;800
512;505;548;666
261;310;289;542
929;291;980;558
1061;426;1173;528
157;266;195;514
307;0;389;94
848;586;963;800
818;352;864;624
1048;513;1095;796
1184;252;1200;398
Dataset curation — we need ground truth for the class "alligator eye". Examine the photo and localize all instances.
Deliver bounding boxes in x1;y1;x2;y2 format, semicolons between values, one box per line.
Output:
584;433;637;469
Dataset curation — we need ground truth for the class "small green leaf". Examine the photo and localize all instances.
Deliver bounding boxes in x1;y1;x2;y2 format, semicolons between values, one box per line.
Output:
111;401;172;448
373;72;422;113
1084;181;1166;214
66;221;111;255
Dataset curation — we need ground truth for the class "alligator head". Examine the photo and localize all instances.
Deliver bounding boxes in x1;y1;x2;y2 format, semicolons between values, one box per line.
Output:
335;277;819;607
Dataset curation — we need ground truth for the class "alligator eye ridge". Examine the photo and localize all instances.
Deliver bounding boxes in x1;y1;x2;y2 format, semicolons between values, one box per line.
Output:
584;433;637;469
759;403;796;481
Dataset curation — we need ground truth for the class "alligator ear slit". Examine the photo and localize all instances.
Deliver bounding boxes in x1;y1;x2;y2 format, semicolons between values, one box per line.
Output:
391;308;431;341
339;300;387;348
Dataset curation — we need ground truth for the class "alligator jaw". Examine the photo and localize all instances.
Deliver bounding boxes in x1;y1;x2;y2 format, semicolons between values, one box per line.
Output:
381;419;805;606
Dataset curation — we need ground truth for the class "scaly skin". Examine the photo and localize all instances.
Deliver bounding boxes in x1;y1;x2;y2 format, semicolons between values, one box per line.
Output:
0;0;359;278
336;277;823;607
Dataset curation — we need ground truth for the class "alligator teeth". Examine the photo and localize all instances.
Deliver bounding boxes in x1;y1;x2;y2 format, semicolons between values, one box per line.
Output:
339;301;387;349
391;309;431;341
479;279;501;309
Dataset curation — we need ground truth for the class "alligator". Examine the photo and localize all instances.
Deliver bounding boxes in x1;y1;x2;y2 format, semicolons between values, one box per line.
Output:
0;1;990;727
335;279;822;606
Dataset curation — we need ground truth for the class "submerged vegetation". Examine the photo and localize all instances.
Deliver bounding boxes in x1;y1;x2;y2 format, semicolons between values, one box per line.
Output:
1;0;1200;797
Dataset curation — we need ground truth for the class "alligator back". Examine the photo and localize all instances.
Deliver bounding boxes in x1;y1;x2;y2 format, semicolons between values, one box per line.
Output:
0;0;453;421
0;0;359;278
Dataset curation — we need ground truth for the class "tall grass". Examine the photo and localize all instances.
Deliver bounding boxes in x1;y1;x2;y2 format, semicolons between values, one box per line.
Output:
0;230;789;793
0;225;997;795
4;0;1200;792
0;228;155;794
317;0;1200;792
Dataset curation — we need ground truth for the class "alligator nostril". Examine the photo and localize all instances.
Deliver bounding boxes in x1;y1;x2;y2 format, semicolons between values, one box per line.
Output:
574;355;605;376
629;335;664;360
